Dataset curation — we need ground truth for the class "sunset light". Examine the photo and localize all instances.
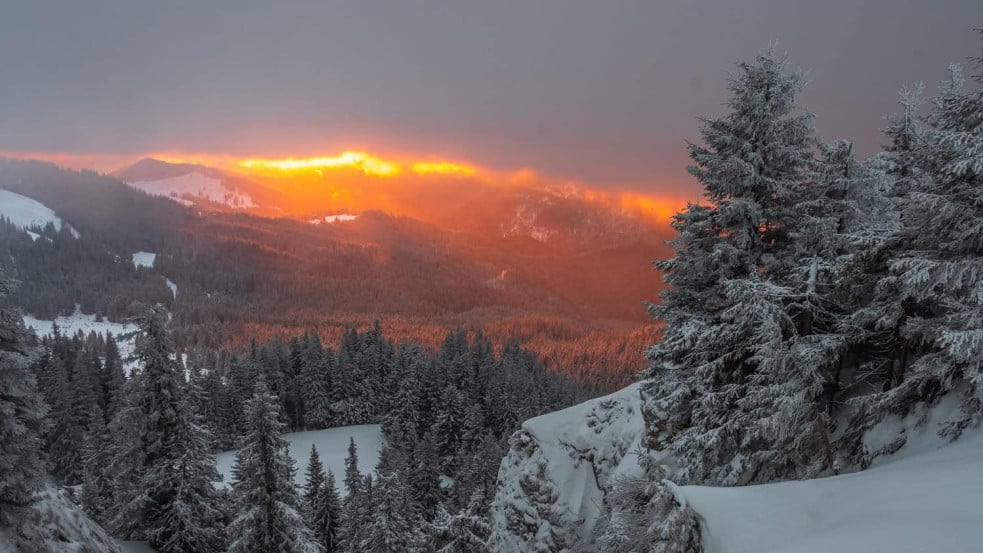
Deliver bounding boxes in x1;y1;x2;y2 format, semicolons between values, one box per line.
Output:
411;161;477;176
238;151;401;177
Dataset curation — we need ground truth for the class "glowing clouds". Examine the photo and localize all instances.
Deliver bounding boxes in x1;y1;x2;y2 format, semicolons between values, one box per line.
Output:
238;151;401;177
411;161;476;177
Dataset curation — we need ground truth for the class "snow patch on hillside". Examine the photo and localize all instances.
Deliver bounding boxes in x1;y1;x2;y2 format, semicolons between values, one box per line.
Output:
164;278;178;298
23;307;138;372
0;189;80;238
310;213;359;225
131;251;156;268
127;171;256;209
215;425;383;494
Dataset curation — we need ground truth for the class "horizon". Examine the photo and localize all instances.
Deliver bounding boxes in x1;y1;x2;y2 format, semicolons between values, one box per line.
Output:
2;1;981;198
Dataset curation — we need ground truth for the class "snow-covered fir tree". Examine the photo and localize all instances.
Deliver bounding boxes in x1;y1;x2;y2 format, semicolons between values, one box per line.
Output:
101;304;226;552
431;492;491;553
642;46;834;486
0;276;47;528
867;60;983;437
229;379;321;553
358;471;427;553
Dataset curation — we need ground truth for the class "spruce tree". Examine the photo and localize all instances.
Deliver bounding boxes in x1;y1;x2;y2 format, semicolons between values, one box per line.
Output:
310;469;341;553
359;471;426;553
304;444;326;512
874;61;983;437
642;47;827;485
103;304;226;552
431;492;492;553
0;276;48;527
228;380;321;553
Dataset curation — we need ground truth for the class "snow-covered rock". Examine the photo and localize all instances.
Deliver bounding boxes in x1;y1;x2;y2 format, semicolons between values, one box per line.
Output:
0;189;80;238
127;171;256;209
489;382;983;553
0;487;121;553
488;384;645;552
215;425;384;493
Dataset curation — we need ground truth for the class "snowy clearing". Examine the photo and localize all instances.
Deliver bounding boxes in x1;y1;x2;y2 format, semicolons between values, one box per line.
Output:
23;307;139;372
0;189;80;238
215;424;383;493
127;171;256;209
131;251;156;268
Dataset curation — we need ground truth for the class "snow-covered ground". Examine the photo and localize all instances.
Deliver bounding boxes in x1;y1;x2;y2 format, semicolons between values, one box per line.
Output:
131;251;157;268
310;213;359;224
685;429;983;553
490;384;983;553
127;171;256;209
0;189;80;238
215;424;384;493
23;307;139;372
117;541;156;553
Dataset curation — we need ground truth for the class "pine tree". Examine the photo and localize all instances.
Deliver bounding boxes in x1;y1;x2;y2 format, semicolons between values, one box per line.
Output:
0;276;48;527
228;380;321;553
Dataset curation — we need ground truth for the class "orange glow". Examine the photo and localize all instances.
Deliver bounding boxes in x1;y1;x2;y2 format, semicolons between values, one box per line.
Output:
411;161;477;176
238;151;401;177
2;148;688;228
615;192;688;224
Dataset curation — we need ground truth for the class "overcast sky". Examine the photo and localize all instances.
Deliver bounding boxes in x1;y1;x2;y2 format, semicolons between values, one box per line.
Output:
0;0;980;195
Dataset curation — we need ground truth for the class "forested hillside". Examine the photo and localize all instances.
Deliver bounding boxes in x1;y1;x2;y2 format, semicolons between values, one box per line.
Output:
0;159;662;387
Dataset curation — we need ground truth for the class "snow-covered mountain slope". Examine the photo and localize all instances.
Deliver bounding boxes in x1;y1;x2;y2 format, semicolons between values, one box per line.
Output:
488;384;983;553
215;424;383;493
126;171;256;209
0;487;122;553
0;189;80;238
23;307;139;372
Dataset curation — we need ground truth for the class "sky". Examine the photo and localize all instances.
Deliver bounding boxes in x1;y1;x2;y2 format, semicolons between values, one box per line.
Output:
0;0;980;196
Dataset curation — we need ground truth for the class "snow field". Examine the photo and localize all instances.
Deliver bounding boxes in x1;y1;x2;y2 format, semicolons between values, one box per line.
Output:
0;189;80;238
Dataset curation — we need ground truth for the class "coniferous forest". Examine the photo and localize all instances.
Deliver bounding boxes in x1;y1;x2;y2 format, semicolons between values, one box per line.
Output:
0;20;981;553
